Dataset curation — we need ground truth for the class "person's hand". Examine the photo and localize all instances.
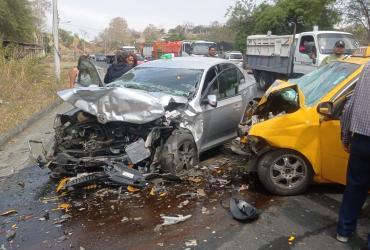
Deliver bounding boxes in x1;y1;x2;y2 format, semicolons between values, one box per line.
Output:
343;143;350;153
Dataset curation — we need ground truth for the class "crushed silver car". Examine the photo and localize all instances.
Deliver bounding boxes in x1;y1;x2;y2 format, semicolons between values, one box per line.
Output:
30;57;257;182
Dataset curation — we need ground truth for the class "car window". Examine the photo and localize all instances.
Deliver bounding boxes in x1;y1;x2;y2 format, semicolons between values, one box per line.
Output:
77;59;102;87
237;68;245;85
290;62;360;106
215;67;239;99
202;66;217;95
332;82;356;119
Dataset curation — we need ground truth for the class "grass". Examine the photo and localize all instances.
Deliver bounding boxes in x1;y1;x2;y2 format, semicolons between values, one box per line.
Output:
0;49;73;135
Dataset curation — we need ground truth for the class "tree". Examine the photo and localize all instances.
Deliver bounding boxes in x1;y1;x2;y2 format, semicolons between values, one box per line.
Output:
226;0;258;51
59;28;74;48
225;0;340;51
0;0;36;42
252;0;340;34
166;25;186;41
142;24;162;43
98;17;133;50
29;0;51;44
339;0;370;41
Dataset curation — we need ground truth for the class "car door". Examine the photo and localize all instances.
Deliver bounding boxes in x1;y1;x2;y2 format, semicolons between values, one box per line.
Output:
201;64;244;151
75;58;105;87
319;83;355;184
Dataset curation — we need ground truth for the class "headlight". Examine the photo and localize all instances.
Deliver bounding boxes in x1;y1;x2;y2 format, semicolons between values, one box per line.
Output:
54;115;62;128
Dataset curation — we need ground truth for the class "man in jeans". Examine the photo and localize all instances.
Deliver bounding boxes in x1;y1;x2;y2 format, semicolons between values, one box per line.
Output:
338;61;370;248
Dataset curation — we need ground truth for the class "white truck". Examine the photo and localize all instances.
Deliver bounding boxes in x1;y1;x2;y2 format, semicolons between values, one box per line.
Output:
246;30;359;90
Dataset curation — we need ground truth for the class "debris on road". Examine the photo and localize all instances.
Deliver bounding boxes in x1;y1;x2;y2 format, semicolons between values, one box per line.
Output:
1;210;17;216
184;239;197;247
288;235;296;245
154;214;192;231
229;197;259;222
5;229;16;241
57;203;71;212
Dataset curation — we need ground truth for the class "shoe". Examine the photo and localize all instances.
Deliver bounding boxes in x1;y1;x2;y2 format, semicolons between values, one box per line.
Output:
336;233;349;243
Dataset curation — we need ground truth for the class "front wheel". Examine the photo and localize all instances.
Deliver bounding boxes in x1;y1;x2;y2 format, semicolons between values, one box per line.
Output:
160;129;198;174
257;149;313;195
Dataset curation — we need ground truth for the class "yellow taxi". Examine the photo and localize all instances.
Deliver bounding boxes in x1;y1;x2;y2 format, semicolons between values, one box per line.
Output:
245;47;370;195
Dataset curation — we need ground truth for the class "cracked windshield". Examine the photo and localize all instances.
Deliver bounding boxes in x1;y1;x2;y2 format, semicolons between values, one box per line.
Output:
1;0;370;249
110;68;203;97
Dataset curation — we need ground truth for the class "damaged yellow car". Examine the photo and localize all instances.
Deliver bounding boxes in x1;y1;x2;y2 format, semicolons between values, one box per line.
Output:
243;47;370;195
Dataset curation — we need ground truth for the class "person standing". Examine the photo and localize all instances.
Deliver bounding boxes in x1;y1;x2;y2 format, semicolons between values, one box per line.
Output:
207;45;217;57
337;61;370;249
126;53;138;67
104;50;130;83
320;40;345;66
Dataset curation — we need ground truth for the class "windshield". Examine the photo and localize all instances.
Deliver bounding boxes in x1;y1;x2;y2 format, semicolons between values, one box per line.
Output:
290;62;360;106
108;67;203;98
230;53;242;59
317;33;359;54
192;43;215;55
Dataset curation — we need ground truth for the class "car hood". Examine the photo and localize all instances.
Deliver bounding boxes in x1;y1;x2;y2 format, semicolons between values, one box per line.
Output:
57;86;188;124
251;80;305;121
258;80;305;107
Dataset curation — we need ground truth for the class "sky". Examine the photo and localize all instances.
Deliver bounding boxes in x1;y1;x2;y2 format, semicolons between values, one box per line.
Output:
48;0;237;41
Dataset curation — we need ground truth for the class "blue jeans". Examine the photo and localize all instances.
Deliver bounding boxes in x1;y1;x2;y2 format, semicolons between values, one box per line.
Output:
338;134;370;248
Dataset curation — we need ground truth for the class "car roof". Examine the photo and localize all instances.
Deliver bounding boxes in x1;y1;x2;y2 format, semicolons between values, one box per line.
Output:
137;57;231;70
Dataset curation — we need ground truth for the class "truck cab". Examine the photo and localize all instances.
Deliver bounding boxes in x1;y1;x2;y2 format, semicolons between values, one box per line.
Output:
246;31;359;90
294;31;358;75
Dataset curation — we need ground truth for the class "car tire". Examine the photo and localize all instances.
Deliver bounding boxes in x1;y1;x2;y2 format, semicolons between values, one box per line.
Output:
257;149;313;196
160;129;198;174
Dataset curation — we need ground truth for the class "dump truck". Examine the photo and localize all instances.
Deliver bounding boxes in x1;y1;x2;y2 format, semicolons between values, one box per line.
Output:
246;30;359;90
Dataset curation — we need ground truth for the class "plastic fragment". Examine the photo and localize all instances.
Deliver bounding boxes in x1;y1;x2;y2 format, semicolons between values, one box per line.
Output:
127;185;140;192
0;210;17;216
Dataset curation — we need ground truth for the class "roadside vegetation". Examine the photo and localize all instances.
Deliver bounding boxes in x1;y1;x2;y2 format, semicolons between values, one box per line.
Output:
0;48;70;134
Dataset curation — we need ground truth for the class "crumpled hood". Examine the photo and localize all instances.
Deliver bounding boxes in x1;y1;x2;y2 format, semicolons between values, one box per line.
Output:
57;86;188;124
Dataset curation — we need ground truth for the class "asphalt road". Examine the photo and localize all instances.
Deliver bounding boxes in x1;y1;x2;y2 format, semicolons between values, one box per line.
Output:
0;72;369;250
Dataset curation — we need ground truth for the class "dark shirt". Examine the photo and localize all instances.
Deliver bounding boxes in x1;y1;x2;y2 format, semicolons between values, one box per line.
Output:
104;63;131;83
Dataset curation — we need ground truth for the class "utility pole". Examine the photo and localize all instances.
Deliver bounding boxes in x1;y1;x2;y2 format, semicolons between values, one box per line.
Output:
52;0;61;82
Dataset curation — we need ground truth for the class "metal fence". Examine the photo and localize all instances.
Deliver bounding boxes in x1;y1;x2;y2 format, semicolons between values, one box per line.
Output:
2;40;45;59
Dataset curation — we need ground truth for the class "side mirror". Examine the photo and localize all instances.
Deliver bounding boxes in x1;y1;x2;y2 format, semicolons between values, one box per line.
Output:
202;95;217;107
317;101;334;117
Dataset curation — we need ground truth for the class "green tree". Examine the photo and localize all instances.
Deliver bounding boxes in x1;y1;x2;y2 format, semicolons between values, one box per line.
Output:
142;24;162;43
0;0;36;42
225;0;258;52
166;25;186;41
59;29;74;48
252;0;340;34
226;0;340;51
338;0;370;42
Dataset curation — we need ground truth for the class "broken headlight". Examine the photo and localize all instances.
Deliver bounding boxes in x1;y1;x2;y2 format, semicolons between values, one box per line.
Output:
54;115;62;128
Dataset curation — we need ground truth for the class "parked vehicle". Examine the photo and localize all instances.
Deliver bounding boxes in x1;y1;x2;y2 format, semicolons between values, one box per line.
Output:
224;51;243;67
152;41;183;59
121;46;136;53
29;57;257;180
246;30;359;90
190;40;217;57
240;47;370;195
95;54;106;62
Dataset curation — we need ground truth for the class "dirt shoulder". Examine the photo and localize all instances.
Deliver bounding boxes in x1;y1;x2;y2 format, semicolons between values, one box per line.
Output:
0;54;74;135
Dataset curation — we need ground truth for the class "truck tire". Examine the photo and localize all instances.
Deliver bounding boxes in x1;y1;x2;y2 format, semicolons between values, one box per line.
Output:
257;71;272;90
257;149;313;196
160;129;198;174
